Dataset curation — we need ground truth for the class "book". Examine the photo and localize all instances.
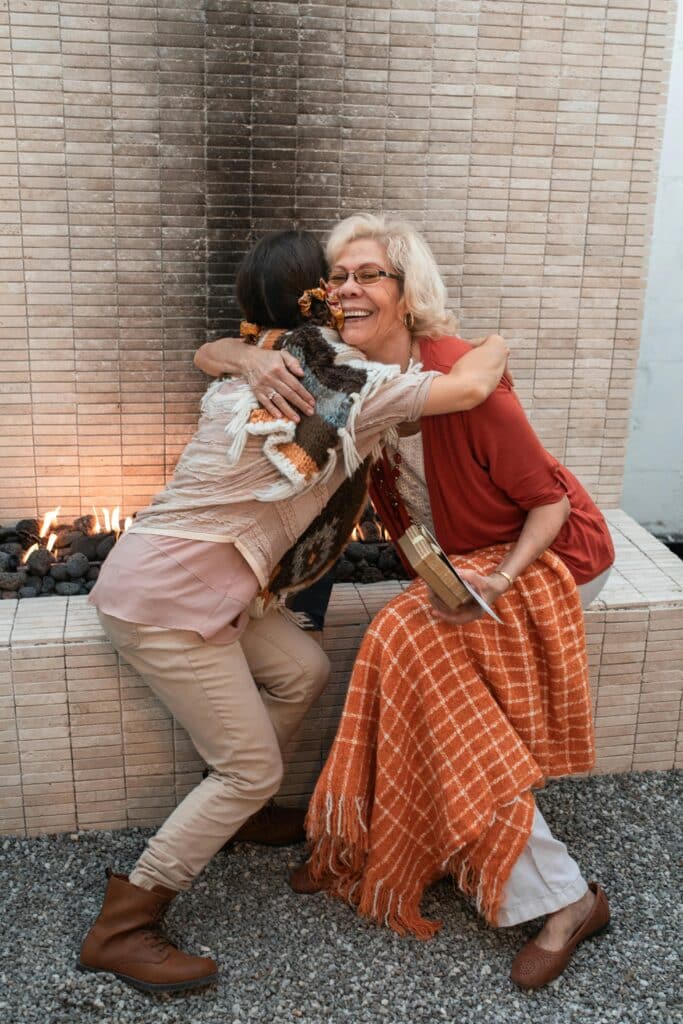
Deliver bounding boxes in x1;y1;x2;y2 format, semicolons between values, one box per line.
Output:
396;523;503;623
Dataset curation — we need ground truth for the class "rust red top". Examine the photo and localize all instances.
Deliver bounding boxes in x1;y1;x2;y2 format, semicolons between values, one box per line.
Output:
371;335;614;586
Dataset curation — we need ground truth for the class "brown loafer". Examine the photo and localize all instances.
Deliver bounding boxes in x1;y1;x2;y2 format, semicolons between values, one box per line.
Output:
288;860;330;895
510;882;610;989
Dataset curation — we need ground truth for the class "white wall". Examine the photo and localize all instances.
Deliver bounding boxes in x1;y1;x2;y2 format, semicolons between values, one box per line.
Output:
623;1;683;535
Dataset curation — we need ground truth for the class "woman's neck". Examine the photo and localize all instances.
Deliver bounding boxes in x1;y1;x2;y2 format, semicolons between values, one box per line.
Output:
363;326;415;370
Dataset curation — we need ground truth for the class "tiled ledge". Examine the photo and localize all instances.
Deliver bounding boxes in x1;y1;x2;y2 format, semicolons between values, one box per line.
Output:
0;510;681;836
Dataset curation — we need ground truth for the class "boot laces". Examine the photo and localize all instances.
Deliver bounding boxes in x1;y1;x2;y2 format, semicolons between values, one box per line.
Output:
143;900;173;955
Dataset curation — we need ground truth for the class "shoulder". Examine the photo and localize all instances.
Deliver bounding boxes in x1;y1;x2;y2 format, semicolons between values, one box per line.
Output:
420;333;514;402
418;334;473;371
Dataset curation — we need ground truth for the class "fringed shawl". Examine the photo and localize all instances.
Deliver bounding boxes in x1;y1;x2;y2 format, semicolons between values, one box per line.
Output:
305;546;594;937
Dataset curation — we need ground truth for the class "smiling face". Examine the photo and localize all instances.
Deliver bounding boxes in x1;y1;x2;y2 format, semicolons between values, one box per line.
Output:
328;238;411;365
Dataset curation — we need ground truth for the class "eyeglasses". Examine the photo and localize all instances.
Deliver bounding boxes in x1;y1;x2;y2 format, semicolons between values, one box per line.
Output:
327;265;403;288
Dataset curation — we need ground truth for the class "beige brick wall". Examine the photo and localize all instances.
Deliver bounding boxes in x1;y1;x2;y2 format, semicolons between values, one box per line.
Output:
0;1;676;521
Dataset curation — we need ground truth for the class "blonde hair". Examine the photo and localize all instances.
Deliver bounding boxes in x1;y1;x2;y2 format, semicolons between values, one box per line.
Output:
325;213;458;339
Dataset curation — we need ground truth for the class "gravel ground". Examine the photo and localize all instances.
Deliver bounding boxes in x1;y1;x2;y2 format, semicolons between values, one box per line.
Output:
0;771;680;1024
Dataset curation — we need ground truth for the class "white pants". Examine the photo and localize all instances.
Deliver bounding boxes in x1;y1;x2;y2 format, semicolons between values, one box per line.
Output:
497;568;611;926
498;806;588;926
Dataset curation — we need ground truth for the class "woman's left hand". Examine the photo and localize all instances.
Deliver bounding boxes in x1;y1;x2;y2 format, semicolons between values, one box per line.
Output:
427;568;510;625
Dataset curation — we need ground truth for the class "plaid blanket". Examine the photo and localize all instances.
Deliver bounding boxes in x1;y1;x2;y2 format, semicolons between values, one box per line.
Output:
305;545;594;938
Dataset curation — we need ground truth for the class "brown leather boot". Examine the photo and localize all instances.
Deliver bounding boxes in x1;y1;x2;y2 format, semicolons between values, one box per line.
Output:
78;870;218;993
228;800;307;846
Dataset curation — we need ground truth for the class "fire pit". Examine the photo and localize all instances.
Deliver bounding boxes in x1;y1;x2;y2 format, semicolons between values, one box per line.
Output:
0;507;131;601
0;504;407;601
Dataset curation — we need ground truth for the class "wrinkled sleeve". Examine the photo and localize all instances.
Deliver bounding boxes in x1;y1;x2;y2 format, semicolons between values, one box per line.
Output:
464;383;567;510
355;369;440;444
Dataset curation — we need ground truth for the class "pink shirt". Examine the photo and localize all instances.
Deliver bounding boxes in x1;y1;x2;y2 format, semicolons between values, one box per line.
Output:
89;533;259;645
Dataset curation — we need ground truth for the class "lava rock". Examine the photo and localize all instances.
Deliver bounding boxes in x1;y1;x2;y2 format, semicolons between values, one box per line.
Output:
86;565;100;581
0;571;23;592
53;528;76;550
96;534;116;560
359;566;384;584
69;534;101;560
26;548;54;577
344;542;367;563
334;558;355;581
0;543;24;559
0;529;19;544
15;518;39;543
1;591;18;600
361;543;380;565
379;547;401;573
55;581;82;597
0;551;15;571
84;580;97;593
18;586;39;599
49;563;69;582
359;520;381;542
73;514;96;534
40;575;56;595
65;553;90;579
25;574;43;593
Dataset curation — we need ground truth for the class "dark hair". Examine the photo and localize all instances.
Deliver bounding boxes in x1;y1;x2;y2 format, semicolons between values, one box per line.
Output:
235;229;328;329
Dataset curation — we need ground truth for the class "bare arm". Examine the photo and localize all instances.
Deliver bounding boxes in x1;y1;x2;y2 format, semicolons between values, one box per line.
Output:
422;334;509;416
430;496;571;625
194;337;315;420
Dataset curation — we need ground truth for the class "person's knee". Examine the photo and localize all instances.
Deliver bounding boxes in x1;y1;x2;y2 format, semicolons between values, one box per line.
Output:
257;745;284;799
302;642;330;705
212;735;284;801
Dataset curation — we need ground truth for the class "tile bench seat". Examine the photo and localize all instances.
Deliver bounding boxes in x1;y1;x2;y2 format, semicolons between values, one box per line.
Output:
1;511;681;836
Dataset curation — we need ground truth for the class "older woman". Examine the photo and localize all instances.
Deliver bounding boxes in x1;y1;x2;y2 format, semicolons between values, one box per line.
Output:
79;228;506;995
194;214;614;990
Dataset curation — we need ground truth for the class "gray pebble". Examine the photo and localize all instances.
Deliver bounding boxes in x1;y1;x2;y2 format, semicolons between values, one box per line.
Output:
0;772;679;1024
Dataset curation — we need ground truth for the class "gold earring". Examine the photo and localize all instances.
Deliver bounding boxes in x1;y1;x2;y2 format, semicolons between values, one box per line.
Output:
403;311;415;330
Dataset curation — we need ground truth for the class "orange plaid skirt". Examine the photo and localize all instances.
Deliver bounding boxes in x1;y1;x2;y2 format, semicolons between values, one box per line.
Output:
305;546;594;937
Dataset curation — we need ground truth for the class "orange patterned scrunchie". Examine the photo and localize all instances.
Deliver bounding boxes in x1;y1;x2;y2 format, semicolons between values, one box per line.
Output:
239;320;260;344
298;279;345;331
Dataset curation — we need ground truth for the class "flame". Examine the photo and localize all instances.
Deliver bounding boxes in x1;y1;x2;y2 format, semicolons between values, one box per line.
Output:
22;542;39;564
46;533;57;553
39;506;60;539
89;506;130;537
351;524;365;542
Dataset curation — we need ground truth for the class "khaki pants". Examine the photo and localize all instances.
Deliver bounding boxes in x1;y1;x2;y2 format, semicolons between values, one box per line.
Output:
98;609;330;893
